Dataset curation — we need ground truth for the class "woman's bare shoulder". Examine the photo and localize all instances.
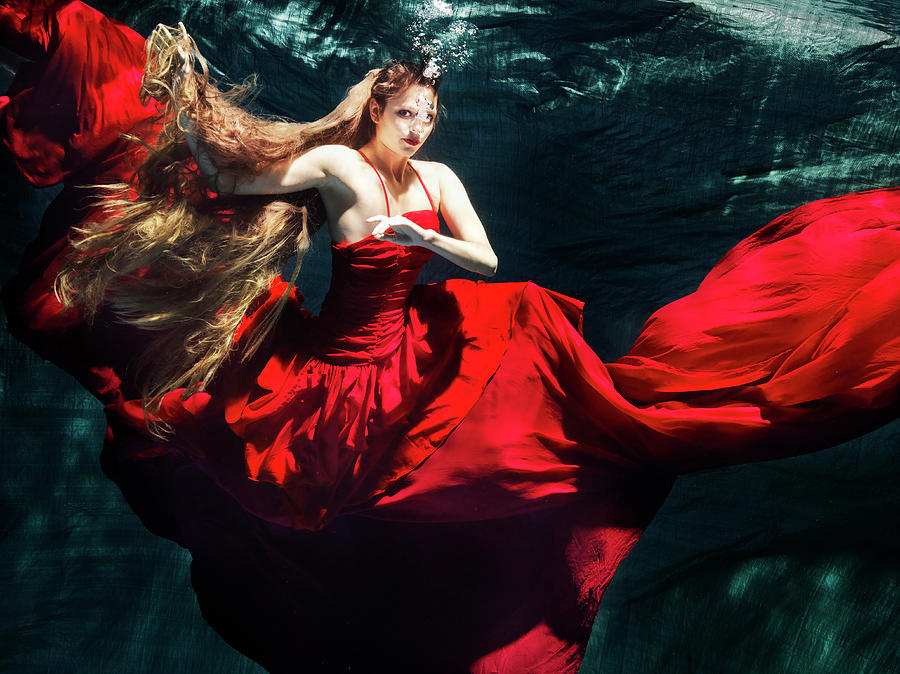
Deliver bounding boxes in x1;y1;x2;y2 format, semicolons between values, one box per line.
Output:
410;158;450;174
302;144;359;168
292;145;368;193
411;159;457;187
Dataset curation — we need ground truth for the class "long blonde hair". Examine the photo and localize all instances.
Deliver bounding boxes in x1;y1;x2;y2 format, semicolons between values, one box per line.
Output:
55;24;440;426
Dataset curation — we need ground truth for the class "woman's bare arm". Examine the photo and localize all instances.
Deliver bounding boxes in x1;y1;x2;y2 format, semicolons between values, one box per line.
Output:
178;103;341;194
211;146;341;195
433;163;498;275
172;25;334;196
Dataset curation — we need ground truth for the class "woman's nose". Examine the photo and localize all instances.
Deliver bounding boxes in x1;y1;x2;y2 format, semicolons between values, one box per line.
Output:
410;118;425;134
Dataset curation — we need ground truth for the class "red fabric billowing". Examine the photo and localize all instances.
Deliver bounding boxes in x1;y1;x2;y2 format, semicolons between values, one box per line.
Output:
0;0;155;186
3;2;900;672
1;0;159;408
607;189;900;470
174;194;900;529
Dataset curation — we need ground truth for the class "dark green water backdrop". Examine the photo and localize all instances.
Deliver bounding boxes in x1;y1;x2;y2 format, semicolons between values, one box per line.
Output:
3;1;899;671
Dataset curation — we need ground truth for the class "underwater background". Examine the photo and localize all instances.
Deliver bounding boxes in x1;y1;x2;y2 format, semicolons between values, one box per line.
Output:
2;0;899;671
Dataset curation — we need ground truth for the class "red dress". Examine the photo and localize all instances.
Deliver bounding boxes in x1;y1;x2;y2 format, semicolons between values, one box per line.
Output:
3;2;900;672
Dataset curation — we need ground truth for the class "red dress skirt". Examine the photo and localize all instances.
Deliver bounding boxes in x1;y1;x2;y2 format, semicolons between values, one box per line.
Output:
3;2;899;672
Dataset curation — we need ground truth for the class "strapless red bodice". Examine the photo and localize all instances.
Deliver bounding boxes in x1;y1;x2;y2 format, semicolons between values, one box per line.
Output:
314;210;439;362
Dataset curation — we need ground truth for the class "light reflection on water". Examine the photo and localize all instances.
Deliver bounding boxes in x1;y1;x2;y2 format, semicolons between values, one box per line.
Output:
691;0;899;58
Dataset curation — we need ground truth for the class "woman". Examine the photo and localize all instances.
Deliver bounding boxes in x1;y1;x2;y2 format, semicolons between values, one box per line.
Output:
3;1;900;672
174;31;497;277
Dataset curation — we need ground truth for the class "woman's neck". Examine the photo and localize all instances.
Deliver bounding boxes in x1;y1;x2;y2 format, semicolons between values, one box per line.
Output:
358;141;410;183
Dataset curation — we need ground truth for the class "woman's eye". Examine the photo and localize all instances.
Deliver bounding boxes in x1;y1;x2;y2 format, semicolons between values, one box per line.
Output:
397;110;412;117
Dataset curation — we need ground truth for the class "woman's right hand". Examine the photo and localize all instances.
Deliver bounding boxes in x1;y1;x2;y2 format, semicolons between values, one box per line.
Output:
175;22;192;79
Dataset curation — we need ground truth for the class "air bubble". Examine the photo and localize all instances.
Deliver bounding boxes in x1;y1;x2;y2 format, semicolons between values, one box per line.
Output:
407;0;477;79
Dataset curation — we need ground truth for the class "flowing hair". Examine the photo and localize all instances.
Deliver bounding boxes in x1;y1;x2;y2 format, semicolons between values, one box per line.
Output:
54;24;440;430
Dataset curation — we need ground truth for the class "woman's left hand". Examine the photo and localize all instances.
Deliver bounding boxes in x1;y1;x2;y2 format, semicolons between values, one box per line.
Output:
367;215;433;247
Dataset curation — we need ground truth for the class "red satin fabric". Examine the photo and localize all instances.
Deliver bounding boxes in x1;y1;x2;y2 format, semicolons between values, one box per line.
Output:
130;193;900;530
0;0;154;187
3;2;900;672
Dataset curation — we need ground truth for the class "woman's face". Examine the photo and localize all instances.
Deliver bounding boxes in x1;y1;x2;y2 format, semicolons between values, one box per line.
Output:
371;85;437;156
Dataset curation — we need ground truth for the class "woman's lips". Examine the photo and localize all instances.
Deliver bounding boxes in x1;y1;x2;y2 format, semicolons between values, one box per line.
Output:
403;138;420;146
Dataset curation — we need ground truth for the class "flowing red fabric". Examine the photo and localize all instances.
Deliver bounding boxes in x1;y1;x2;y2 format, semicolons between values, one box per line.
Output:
3;2;899;672
118;193;900;531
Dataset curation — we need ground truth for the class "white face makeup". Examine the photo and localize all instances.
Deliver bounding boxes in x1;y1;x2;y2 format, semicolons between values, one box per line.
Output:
373;85;437;155
412;92;436;131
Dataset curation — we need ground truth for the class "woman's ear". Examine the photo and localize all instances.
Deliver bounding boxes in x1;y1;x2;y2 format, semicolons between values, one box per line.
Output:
368;98;381;124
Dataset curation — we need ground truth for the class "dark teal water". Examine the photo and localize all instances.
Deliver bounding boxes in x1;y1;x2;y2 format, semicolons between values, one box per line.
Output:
2;1;899;671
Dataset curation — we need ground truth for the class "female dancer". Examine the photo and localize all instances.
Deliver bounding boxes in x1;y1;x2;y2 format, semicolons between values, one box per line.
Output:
3;1;899;672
